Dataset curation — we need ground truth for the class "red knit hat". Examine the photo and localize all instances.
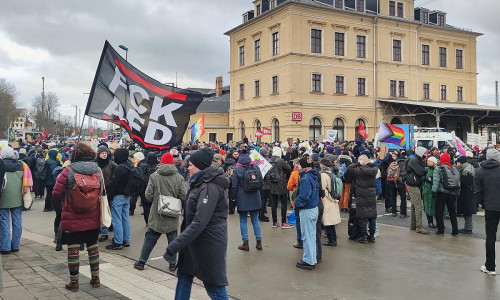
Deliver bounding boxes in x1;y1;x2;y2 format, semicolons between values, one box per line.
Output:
161;153;174;164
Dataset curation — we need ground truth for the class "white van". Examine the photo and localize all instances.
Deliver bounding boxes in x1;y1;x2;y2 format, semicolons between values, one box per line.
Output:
414;127;471;151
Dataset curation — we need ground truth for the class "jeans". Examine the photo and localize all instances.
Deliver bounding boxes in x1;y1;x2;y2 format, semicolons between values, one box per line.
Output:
239;210;261;243
175;268;228;300
45;185;54;210
325;225;337;243
359;218;376;239
388;181;407;215
485;210;500;271
0;207;23;251
435;192;458;235
408;186;423;228
299;207;318;265
143;202;152;225
139;229;178;264
100;226;109;235
111;195;131;244
271;194;287;224
295;207;302;245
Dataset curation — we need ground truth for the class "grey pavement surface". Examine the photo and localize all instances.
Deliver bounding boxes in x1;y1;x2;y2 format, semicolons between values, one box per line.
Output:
11;195;500;299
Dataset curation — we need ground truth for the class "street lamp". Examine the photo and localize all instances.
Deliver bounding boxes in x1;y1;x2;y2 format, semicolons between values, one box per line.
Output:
119;44;128;61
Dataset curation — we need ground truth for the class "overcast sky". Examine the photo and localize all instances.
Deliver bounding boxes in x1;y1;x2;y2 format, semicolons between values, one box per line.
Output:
1;0;499;123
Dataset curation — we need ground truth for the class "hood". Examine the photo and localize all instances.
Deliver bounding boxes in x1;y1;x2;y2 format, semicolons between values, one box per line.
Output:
237;153;252;165
480;159;500;169
147;152;158;164
71;161;100;175
48;149;59;160
3;158;23;172
157;164;178;176
301;168;319;180
114;148;129;164
224;157;236;166
338;155;352;163
193;166;230;190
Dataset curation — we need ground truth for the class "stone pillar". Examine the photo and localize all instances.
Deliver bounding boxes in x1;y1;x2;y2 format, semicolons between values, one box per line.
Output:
470;116;475;133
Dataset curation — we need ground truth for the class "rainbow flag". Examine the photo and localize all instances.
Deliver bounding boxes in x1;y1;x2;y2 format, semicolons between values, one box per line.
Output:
378;122;406;147
190;115;205;144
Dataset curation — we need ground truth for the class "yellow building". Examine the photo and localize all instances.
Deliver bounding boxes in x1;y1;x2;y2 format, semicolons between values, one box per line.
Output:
220;0;500;143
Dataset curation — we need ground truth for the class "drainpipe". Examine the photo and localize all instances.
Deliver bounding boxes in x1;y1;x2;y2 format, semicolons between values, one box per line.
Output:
373;1;378;131
415;24;423;101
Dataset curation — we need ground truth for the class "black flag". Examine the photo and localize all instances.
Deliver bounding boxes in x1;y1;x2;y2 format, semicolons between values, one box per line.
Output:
85;41;203;150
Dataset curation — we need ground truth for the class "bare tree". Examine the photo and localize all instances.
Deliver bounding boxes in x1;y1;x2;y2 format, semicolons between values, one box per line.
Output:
30;91;60;133
0;78;21;139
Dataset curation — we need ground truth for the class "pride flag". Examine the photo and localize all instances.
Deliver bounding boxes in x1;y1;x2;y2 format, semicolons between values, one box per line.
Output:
190;115;205;144
378;122;406;148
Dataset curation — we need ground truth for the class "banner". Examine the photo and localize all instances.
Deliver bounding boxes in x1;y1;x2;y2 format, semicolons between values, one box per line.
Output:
280;141;289;156
262;127;271;135
249;150;272;178
255;130;264;138
376;122;413;150
326;130;337;143
85;41;203;150
103;132;109;139
299;141;312;155
190;115;205;144
41;129;47;141
358;123;368;139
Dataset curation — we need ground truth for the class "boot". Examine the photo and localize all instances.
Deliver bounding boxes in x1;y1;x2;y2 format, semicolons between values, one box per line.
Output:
238;241;249;251
65;275;79;292
256;240;262;250
416;227;430;235
90;276;100;288
367;235;375;243
98;235;108;242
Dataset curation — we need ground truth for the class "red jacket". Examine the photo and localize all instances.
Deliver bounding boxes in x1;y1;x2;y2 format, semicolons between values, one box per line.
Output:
52;166;101;233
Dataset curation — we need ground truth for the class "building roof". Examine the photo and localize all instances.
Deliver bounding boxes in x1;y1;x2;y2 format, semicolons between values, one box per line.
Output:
187;86;230;113
378;98;500;112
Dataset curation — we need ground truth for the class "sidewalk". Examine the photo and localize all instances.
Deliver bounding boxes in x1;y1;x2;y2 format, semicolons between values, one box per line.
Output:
1;230;211;300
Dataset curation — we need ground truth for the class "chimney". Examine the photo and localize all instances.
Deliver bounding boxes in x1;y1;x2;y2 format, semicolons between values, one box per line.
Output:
216;76;223;97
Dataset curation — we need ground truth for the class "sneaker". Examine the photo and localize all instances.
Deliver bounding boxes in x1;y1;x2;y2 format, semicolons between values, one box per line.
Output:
354;237;368;244
105;242;123;250
272;222;280;228
296;260;315;270
259;215;270;222
169;263;177;272
458;229;472;235
367;237;375;243
98;235;108;242
322;240;337;247
134;261;145;270
281;222;294;229
481;266;496;276
293;243;303;249
1;250;11;255
123;242;131;247
374;232;380;238
392;213;397;217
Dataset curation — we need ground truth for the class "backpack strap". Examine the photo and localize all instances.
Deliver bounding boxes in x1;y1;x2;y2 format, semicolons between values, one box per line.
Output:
67;167;75;195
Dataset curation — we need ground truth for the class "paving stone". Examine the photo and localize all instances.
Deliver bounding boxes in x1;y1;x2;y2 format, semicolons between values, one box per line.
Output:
0;286;35;299
24;282;54;293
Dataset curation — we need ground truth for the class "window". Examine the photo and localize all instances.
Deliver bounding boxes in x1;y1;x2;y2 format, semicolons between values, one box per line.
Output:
397;2;403;17
457;86;463;101
254;39;261;62
422;44;430;65
272;76;279;94
239;83;245;100
273;119;280;143
209;133;217;143
358;78;366;95
439;47;447;67
441;85;447;100
393;40;401;62
239;46;245;66
422;11;429;23
335;32;345;56
356;0;364;12
456;49;463;69
226;133;233;143
272;32;279;56
423;83;430;99
333;118;345;142
335;0;343;9
389;1;395;16
336;76;344;94
355;119;367;140
357;35;366;58
398;81;405;97
256;4;261;16
255;120;262;143
254;80;260;97
309;117;322;141
270;0;276;9
390;80;397;97
312;74;322;92
417;140;433;148
311;29;322;53
438;14;445;26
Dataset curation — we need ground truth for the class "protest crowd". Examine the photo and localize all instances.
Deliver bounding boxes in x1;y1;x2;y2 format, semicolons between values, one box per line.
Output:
1;135;500;299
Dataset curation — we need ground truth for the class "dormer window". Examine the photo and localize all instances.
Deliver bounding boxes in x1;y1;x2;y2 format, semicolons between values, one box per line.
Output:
335;0;343;9
422;11;429;23
438;13;445;26
270;0;276;9
256;4;261;16
243;14;249;23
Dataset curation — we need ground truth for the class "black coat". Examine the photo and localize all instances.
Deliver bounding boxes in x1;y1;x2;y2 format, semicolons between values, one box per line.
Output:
474;159;500;212
347;163;378;219
457;164;477;215
167;166;230;286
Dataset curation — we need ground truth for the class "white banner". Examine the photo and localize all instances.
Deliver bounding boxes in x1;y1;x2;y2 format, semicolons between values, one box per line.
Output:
250;150;272;178
299;141;312;154
326;130;338;143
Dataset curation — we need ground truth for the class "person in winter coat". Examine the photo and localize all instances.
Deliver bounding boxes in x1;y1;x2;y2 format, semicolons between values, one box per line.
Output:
96;145;116;242
258;147;270;222
423;157;438;229
288;159;303;248
138;152;160;224
134;153;187;272
33;148;46;199
166;148;230;299
52;160;71;251
346;155;378;243
432;153;460;236
294;156;320;270
0;147;26;255
474;149;500;276
224;150;238;215
268;147;293;229
455;156;477;234
42;149;62;212
320;159;342;247
383;151;398;213
407;146;430;234
51;143;102;292
338;152;353;212
232;152;264;251
129;151;145;216
106;148;134;250
170;148;183;176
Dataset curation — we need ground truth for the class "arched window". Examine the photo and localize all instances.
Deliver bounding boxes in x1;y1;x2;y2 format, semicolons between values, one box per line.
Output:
421;121;430;127
273;119;280;143
255;119;262;143
309;117;322;141
333;118;345;142
391;117;402;125
355;119;367;140
240;121;245;142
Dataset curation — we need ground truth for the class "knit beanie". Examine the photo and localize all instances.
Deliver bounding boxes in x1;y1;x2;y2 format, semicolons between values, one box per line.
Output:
427;157;438;165
326;145;334;154
319;158;333;168
486;149;500;162
272;147;282;157
1;147;14;159
161;153;174;164
128;144;136;151
189;148;213;170
456;156;468;164
134;152;145;162
97;145;109;154
19;148;27;154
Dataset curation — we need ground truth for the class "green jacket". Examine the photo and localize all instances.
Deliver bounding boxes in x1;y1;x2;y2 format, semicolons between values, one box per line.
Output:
432;165;460;195
0;158;24;209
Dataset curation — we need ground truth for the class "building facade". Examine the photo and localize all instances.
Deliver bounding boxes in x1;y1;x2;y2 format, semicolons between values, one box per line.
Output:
223;0;483;143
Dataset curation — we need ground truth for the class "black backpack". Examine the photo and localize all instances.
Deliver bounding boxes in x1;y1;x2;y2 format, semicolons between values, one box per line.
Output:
326;172;340;199
243;166;261;193
37;161;48;181
266;161;281;183
128;167;149;196
440;165;461;190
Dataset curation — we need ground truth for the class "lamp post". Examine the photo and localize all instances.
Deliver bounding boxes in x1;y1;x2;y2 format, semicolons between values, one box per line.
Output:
119;44;128;61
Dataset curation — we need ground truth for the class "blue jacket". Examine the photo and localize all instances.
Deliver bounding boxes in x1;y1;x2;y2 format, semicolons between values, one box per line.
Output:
232;153;263;212
44;150;62;186
295;169;319;210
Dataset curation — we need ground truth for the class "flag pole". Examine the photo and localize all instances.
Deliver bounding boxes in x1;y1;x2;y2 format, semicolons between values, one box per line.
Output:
77;114;86;144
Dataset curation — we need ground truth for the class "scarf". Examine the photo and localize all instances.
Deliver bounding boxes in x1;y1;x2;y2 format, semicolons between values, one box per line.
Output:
461;162;475;177
299;167;312;175
21;161;33;194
